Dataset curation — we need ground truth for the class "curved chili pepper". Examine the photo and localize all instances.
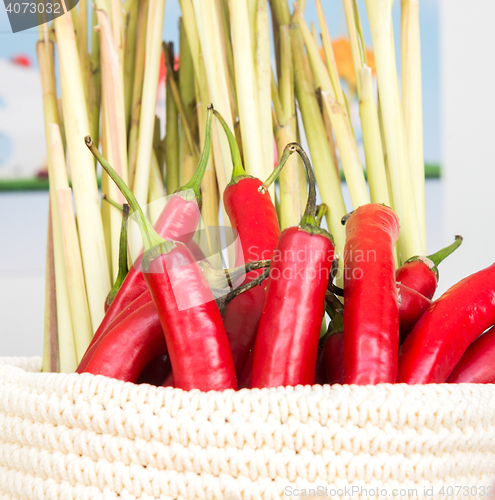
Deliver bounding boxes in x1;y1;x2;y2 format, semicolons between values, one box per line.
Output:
76;301;166;382
446;326;495;384
398;283;432;345
343;204;400;385
398;262;495;384
396;236;462;300
214;110;281;376
86;119;237;392
250;143;334;389
89;109;214;347
77;289;153;372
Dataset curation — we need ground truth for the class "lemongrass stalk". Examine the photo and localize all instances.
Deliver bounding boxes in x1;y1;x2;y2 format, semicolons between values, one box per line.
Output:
55;11;111;329
123;0;139;132
278;25;307;214
110;0;123;56
98;8;129;280
89;8;101;150
132;0;166;208
47;126;77;373
364;0;423;261
216;0;236;113
342;0;365;98
401;0;426;252
255;0;274;187
315;0;343;102
164;43;200;161
165;48;180;196
178;18;198;185
127;0;148;188
77;0;90;103
192;0;232;193
229;0;265;184
42;205;59;373
148;149;167;224
36;40;60;143
295;7;370;209
290;22;347;273
319;91;339;173
57;187;93;362
360;66;391;206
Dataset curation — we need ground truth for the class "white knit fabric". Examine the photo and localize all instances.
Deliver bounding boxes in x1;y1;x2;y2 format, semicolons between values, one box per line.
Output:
0;357;494;500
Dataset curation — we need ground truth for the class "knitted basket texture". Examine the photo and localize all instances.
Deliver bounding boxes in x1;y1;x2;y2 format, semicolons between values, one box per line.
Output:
0;357;494;500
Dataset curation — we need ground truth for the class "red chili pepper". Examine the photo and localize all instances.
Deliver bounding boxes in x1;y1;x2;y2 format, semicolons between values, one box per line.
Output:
76;301;166;382
214;111;280;376
398;262;495;384
314;345;328;385
396;236;462;300
77;289;153;372
397;283;432;345
324;332;344;385
446;326;495;384
343;204;400;385
136;353;172;386
86;110;237;392
250;143;334;389
88;109;214;348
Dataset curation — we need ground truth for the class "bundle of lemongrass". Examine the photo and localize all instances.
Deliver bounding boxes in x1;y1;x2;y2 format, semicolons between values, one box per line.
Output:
38;0;425;373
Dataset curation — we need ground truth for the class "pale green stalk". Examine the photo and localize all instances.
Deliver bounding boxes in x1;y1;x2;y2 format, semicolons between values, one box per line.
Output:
133;0;167;209
165;46;180;195
55;11;111;329
57;187;94;362
47;126;77;373
341;0;390;206
295;7;369;209
290;22;347;270
123;0;139;132
255;0;274;188
365;0;423;261
127;0;148;188
178;18;198;185
88;8;101;150
229;0;265;184
42;205;59;373
360;67;391;206
401;0;426;253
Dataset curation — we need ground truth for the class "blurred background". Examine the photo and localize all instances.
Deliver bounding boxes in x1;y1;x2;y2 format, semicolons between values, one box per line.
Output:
0;0;492;356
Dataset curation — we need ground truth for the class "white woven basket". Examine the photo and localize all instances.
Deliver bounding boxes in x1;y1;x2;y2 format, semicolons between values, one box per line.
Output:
0;357;494;500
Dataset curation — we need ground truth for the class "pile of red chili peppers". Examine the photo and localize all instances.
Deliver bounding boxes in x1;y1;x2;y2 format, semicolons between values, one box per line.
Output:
76;105;495;390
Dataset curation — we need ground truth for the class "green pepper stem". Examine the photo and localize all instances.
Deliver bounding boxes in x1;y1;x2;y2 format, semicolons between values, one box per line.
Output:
260;142;318;226
176;105;214;203
213;109;245;180
316;204;327;227
102;193;123;212
85;136;168;255
105;204;130;308
427;235;463;267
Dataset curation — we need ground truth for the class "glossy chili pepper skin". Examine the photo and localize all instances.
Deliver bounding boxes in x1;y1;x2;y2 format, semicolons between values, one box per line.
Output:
250;227;334;388
396;258;437;300
144;242;237;392
77;301;166;382
446;326;495;384
398;283;432;345
136;353;172;386
398;262;495;384
324;332;344;385
92;195;201;346
222;177;280;376
343;204;400;385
